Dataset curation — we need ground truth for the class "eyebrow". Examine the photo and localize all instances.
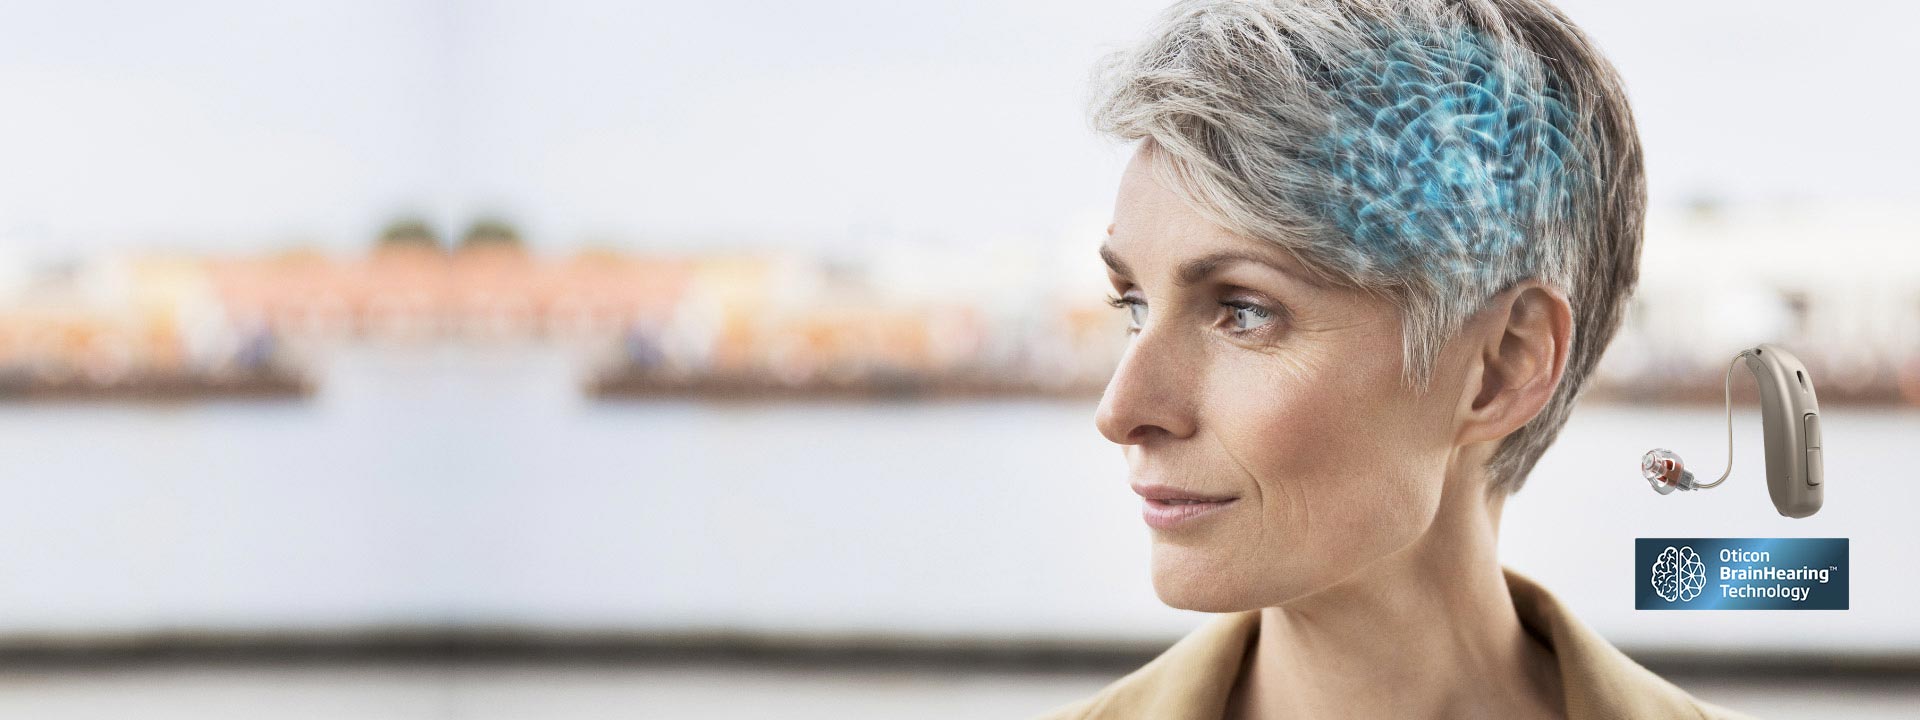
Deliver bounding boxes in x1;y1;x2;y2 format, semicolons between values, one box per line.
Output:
1100;242;1323;289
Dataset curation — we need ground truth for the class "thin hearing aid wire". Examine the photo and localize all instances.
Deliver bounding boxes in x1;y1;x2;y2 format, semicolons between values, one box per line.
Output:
1690;349;1753;490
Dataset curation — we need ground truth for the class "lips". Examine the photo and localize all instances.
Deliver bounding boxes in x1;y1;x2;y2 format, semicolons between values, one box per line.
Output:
1132;483;1240;531
1130;482;1239;503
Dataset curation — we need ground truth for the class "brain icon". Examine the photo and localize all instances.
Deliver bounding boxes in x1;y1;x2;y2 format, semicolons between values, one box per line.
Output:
1652;546;1707;602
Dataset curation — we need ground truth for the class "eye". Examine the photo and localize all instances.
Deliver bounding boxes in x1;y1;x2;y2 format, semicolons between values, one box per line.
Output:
1222;299;1278;334
1105;293;1147;331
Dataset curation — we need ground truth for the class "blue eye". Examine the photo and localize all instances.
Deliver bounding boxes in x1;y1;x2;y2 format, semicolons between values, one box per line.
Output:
1105;293;1147;331
1225;301;1276;333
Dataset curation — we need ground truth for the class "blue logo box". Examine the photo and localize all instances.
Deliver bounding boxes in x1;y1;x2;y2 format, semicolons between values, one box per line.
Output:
1635;538;1848;610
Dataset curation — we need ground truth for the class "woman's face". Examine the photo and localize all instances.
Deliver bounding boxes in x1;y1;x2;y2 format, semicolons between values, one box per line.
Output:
1094;146;1471;612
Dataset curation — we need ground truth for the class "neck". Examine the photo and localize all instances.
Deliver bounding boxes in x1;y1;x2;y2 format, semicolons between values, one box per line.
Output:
1224;476;1564;720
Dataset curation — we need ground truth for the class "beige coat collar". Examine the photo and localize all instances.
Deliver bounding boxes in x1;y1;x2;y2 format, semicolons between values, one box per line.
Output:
1035;566;1754;719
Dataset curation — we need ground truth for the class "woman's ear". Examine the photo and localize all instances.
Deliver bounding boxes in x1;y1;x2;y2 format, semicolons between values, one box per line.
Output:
1457;281;1573;446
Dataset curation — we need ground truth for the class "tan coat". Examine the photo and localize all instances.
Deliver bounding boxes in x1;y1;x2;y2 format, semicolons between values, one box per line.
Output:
1032;566;1757;720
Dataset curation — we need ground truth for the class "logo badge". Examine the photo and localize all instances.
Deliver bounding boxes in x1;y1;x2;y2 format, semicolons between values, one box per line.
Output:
1635;538;1848;610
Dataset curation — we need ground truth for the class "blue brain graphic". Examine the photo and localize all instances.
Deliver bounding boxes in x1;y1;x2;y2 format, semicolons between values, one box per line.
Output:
1652;546;1706;602
1301;26;1582;278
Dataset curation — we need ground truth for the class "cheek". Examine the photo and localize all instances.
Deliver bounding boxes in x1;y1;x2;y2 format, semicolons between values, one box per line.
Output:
1210;352;1378;511
1206;337;1444;559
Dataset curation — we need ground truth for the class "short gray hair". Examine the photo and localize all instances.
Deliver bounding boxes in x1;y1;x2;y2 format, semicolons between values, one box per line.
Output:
1090;0;1646;497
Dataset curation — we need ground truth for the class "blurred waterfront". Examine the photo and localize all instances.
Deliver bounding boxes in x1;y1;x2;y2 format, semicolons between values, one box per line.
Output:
0;348;1916;718
6;198;1920;405
1;346;1915;649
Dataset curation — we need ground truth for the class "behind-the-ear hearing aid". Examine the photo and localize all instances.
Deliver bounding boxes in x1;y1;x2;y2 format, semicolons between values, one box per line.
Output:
1640;343;1823;518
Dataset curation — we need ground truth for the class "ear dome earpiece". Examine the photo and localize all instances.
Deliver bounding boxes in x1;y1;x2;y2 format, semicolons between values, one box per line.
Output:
1641;448;1694;494
1641;350;1748;496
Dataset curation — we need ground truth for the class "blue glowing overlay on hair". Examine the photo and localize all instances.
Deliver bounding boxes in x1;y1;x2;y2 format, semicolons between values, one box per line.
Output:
1302;25;1583;277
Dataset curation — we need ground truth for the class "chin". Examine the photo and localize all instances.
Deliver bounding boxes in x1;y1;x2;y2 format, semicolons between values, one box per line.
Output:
1149;546;1262;612
1153;583;1252;613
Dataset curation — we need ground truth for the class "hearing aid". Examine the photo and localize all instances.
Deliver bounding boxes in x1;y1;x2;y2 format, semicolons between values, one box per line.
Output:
1640;343;1823;518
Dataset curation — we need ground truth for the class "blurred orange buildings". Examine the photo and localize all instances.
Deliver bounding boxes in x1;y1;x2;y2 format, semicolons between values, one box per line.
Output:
2;217;1916;404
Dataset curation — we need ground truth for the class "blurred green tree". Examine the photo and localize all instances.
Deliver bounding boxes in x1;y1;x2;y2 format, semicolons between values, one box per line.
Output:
460;218;524;252
376;217;444;251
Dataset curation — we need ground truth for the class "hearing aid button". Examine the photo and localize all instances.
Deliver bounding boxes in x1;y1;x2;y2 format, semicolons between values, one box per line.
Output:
1803;413;1821;448
1805;447;1823;486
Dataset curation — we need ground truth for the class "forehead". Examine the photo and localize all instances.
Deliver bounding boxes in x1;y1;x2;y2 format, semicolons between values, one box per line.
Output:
1106;147;1324;286
1111;146;1197;232
1111;151;1236;254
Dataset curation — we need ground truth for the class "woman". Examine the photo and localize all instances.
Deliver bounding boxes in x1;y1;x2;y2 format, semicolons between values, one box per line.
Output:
1036;1;1753;718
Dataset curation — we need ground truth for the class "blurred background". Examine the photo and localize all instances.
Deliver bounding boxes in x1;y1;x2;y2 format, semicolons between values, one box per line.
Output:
0;0;1916;718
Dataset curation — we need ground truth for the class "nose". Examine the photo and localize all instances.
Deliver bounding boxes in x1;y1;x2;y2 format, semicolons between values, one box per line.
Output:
1094;327;1198;445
